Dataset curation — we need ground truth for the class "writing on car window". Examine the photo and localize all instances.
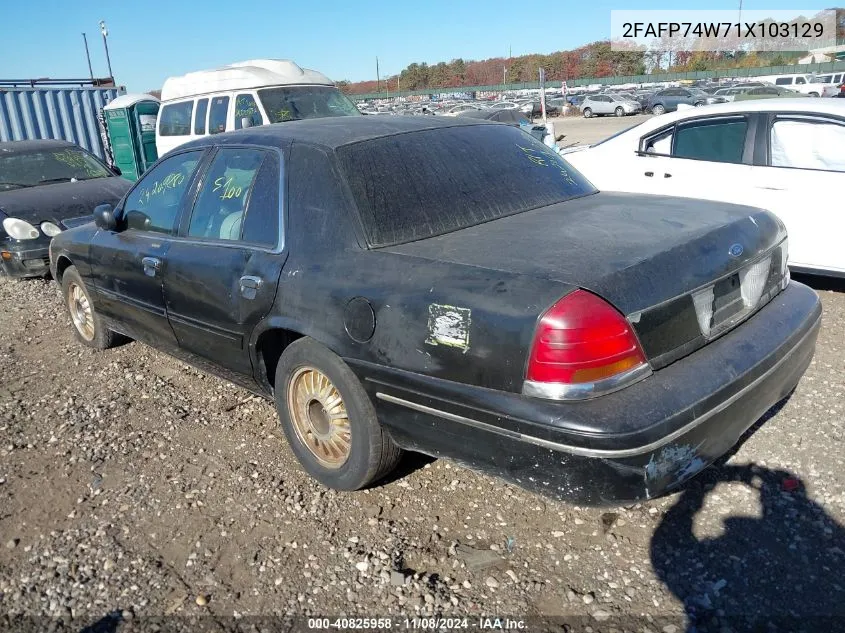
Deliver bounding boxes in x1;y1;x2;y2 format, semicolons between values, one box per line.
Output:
136;172;186;207
51;150;107;177
517;144;578;185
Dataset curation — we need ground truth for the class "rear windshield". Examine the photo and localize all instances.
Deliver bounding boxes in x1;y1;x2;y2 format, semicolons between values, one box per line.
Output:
258;86;360;123
336;124;597;247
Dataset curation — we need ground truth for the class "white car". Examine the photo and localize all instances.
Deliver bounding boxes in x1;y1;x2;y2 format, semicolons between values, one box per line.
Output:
563;99;845;277
489;101;519;110
580;94;641;117
441;104;483;116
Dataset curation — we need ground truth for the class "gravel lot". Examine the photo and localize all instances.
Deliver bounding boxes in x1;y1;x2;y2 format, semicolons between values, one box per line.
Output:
542;113;652;147
0;272;843;632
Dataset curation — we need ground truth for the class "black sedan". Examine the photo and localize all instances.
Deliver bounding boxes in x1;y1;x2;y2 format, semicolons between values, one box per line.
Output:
49;117;821;504
0;140;130;278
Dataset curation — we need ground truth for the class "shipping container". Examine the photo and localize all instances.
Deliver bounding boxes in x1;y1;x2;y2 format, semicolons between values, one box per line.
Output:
0;87;123;160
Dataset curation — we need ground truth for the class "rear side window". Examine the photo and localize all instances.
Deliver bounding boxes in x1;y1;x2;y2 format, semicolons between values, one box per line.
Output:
775;78;792;85
336;124;596;247
187;148;264;241
159;102;193;136
672;118;747;164
194;98;208;135
770;118;845;172
209;96;229;135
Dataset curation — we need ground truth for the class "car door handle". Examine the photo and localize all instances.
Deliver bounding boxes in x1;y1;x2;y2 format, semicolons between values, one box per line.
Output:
239;275;263;300
141;257;161;277
663;173;672;178
644;171;654;177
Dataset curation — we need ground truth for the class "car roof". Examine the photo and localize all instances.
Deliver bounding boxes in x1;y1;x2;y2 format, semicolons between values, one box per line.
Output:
179;115;496;151
601;98;845;144
0;139;75;154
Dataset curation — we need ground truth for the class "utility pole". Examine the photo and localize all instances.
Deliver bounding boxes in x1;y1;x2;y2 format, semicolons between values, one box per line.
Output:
82;33;94;80
376;57;380;94
99;21;113;79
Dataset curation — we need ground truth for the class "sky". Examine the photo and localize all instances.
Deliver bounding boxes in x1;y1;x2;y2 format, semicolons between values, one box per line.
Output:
0;0;812;92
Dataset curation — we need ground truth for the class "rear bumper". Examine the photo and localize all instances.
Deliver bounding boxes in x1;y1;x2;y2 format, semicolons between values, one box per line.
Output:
0;239;51;278
352;282;821;505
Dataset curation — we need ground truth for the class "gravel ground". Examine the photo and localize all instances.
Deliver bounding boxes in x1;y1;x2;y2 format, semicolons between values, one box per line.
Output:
0;275;843;632
539;113;653;147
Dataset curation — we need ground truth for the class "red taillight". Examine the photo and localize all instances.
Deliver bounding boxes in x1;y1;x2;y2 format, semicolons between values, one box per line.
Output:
526;290;647;387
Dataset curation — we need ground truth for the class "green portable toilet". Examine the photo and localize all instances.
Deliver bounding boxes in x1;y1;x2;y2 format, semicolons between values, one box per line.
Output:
103;94;160;181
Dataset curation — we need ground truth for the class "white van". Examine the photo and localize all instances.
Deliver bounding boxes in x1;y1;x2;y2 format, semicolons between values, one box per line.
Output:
752;73;837;97
156;59;359;155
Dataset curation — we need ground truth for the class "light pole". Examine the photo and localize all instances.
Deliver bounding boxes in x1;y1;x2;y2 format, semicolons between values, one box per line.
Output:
82;33;94;80
99;20;113;79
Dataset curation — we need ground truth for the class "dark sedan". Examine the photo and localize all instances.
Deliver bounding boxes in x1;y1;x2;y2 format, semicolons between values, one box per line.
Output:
0;140;131;278
49;117;820;504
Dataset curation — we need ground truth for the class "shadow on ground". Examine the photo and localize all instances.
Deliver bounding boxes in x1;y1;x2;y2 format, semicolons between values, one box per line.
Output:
651;463;845;633
792;272;845;294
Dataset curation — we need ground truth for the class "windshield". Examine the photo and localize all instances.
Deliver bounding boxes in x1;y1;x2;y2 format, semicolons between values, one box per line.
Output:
336;124;597;247
257;85;360;123
0;147;112;191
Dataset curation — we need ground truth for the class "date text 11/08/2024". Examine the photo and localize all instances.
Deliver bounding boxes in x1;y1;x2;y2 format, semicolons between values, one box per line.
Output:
307;617;527;630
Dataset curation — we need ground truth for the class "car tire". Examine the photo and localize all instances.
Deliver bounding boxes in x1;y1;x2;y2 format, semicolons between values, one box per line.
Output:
651;104;665;115
809;92;819;97
694;101;704;107
583;108;592;118
274;337;403;491
61;265;120;350
615;106;624;117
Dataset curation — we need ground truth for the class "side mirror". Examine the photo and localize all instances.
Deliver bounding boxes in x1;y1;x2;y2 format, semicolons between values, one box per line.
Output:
240;117;253;129
93;203;118;231
111;166;122;176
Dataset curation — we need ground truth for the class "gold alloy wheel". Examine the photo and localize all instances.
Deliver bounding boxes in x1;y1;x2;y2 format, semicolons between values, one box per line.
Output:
68;283;95;341
287;367;351;468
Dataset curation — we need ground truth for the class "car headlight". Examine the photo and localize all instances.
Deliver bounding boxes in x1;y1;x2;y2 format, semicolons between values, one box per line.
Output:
2;217;40;240
41;221;62;237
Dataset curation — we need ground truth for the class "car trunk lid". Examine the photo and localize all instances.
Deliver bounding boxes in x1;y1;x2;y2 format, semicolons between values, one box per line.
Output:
384;191;788;368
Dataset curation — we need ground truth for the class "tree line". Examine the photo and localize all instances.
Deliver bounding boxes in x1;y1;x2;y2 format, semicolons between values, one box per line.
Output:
339;11;845;95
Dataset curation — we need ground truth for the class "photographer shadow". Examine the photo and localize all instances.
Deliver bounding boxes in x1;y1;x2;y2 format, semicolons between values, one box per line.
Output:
650;463;845;633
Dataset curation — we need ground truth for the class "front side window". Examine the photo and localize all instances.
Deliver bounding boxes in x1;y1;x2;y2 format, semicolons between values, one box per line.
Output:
122;151;203;234
336;124;596;247
258;86;359;123
194;98;208;135
159;102;194;136
770;118;845;172
209;96;230;135
0;147;111;191
234;94;264;129
795;77;806;84
186;148;268;243
672;118;747;164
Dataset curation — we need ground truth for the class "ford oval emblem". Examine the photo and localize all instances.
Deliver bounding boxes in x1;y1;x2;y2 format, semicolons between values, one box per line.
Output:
728;243;744;258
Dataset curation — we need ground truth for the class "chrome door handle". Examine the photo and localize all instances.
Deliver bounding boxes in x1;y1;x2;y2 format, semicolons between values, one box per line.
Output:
239;275;263;299
141;257;161;277
663;173;672;178
644;171;654;177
